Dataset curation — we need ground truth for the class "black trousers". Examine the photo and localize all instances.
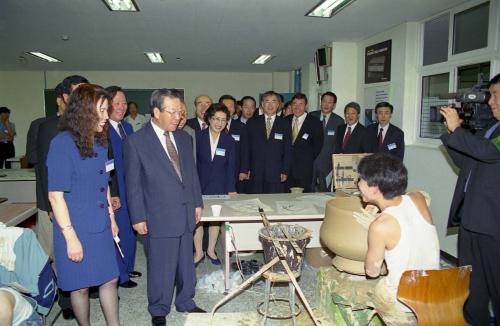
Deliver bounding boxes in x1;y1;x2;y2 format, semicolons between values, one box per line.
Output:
459;225;500;326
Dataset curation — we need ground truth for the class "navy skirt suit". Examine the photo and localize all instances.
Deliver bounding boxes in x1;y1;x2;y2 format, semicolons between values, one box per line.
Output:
47;131;119;291
196;129;236;195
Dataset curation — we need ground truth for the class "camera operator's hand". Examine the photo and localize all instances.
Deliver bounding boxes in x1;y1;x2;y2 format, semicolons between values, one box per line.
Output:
440;106;463;133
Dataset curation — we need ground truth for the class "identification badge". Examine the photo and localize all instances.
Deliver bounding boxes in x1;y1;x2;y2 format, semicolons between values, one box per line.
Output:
215;148;226;156
387;143;397;150
274;133;283;140
327;129;335;136
105;159;115;172
231;134;240;142
302;133;309;140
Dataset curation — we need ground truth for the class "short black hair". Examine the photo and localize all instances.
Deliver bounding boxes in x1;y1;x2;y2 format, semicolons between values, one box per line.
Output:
291;93;308;105
150;88;182;115
61;75;88;94
358;153;407;199
0;107;10;114
321;91;337;103
488;73;500;88
55;83;64;98
375;101;394;114
344;101;361;114
218;94;236;105
204;103;230;124
241;96;256;106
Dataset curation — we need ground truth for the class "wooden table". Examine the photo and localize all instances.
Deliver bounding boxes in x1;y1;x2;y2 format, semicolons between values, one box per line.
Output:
201;193;334;291
0;202;37;226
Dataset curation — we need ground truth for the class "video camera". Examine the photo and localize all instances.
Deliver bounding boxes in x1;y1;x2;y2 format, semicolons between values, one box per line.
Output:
430;83;492;131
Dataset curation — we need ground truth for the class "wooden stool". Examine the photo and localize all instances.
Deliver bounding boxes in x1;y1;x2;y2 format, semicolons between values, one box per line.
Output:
257;270;301;326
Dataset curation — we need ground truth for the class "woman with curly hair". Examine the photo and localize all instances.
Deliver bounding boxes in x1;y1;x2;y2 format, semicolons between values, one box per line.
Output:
47;84;120;326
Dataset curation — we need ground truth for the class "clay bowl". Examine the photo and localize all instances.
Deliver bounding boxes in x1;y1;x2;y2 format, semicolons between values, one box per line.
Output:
320;195;367;275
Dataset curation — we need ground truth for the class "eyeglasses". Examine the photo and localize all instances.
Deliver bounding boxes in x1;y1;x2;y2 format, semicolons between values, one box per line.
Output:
210;117;227;124
162;109;182;117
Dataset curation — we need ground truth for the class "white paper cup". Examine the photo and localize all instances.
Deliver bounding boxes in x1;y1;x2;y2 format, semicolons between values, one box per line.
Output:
290;187;304;193
211;204;222;216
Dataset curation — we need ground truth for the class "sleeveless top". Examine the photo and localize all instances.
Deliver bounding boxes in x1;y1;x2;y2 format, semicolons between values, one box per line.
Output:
383;195;440;299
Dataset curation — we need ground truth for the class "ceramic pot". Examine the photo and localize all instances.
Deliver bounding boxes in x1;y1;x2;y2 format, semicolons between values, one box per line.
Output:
320;195;367;275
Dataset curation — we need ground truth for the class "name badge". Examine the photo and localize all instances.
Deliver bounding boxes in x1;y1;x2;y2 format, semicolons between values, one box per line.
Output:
302;133;309;140
215;148;226;156
387;143;397;150
274;133;283;140
327;129;335;136
231;134;240;142
105;159;115;172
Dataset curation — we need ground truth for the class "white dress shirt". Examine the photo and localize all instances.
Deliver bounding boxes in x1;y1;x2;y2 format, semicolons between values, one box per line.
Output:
151;120;178;160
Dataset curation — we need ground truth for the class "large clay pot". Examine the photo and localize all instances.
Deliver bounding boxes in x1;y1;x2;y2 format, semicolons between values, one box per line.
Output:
320;195;367;275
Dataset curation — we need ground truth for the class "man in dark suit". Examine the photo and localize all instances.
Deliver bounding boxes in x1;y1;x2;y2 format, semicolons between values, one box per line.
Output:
219;95;250;193
440;73;500;325
311;92;345;191
239;96;257;124
247;91;292;194
186;94;212;131
285;93;323;193
124;89;204;326
365;102;405;160
333;102;369;154
35;75;88;320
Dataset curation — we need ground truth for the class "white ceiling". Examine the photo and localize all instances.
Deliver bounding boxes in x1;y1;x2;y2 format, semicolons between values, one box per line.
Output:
0;0;468;72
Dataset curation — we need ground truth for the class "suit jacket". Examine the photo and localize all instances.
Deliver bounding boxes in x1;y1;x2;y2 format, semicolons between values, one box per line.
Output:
441;122;500;235
196;129;236;194
182;125;197;161
26;117;47;165
285;114;324;191
124;122;203;238
108;121;133;209
186;118;202;132
310;111;344;175
227;119;249;175
365;123;405;160
247;115;292;189
333;123;369;154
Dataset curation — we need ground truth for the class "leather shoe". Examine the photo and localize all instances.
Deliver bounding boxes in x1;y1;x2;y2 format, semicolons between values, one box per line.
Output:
128;271;142;278
206;252;221;265
178;306;206;313
194;254;205;268
62;308;75;320
151;316;166;326
119;280;138;288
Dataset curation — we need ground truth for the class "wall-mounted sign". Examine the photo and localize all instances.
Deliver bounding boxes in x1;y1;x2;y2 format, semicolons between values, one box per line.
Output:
365;40;392;84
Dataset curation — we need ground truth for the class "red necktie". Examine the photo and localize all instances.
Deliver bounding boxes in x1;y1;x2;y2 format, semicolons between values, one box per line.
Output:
378;128;384;148
201;122;207;130
342;126;351;149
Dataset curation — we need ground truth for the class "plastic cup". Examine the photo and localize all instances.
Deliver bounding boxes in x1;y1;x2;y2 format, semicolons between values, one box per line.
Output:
211;204;222;216
290;187;304;193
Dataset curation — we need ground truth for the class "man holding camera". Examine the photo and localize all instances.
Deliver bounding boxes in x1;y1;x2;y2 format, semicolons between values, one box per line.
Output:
440;73;500;325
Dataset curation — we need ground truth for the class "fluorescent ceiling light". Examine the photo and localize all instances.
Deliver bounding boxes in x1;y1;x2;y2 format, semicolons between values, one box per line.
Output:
145;52;164;64
27;52;61;63
102;0;139;12
252;54;274;65
306;0;355;18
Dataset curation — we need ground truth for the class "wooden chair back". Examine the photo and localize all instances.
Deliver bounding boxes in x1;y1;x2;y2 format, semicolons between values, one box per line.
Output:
397;265;472;326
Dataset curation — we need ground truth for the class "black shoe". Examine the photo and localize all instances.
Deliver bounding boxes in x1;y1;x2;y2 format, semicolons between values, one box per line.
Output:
128;271;142;278
194;254;205;268
119;280;138;288
206;252;221;265
62;308;75;320
179;306;206;313
151;316;166;326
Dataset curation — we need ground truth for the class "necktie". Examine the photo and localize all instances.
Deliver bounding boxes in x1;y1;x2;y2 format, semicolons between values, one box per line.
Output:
322;115;327;128
292;117;299;144
342;126;352;149
377;128;384;148
118;122;127;140
164;131;182;180
201;122;207;130
266;117;272;139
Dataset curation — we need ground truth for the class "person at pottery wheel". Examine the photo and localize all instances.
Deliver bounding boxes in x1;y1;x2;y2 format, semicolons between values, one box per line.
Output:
357;153;440;324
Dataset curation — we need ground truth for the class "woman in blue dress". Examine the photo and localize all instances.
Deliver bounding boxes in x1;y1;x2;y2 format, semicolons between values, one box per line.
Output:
47;84;120;326
194;103;236;266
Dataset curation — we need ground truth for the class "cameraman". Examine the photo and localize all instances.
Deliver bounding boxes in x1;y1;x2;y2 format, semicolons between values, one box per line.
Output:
440;72;500;325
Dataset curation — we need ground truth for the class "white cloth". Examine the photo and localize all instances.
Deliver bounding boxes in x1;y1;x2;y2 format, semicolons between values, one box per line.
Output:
0;287;33;326
293;112;307;131
124;114;148;132
344;122;359;137
377;123;389;140
0;223;23;271
264;114;276;128
209;131;220;160
151;120;178;160
382;195;440;301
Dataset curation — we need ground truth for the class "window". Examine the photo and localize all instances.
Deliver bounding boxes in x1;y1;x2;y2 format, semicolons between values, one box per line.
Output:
453;2;489;54
423;13;449;66
457;62;490;91
419;73;450;139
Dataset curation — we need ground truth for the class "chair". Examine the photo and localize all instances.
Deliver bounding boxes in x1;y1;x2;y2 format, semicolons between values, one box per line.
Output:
397;265;472;326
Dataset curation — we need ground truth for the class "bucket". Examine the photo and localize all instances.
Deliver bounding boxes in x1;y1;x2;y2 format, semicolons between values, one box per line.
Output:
258;224;312;274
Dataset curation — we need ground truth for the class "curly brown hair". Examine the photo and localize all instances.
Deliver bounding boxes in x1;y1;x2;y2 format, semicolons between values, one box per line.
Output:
59;84;109;157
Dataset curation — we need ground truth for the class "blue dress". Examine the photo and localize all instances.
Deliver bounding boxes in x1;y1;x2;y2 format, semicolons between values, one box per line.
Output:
47;131;119;291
